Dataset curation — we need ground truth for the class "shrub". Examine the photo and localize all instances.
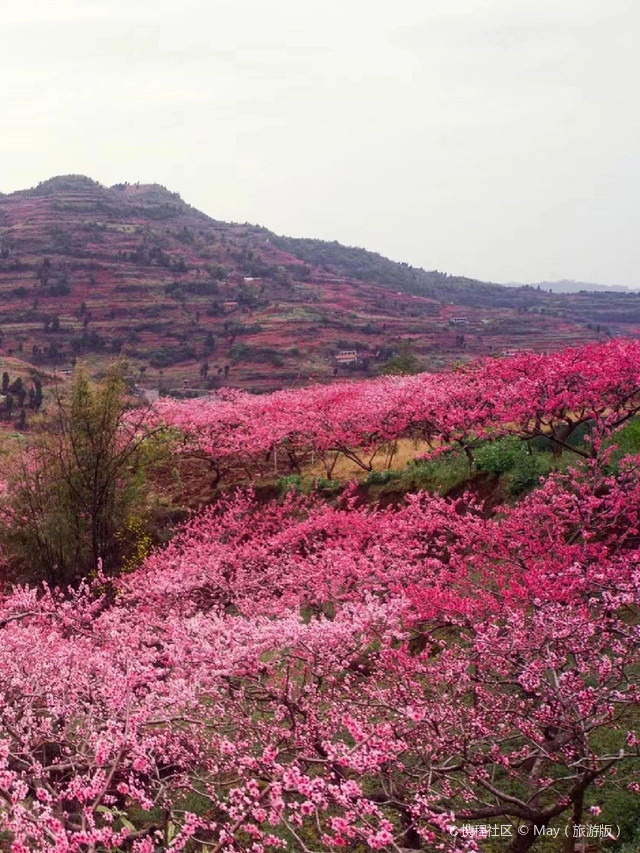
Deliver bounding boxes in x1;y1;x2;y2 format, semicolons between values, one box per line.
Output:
605;417;640;469
230;344;283;367
474;436;523;475
0;367;157;585
405;452;470;494
365;470;400;486
313;477;341;492
165;280;220;297
276;474;303;493
45;282;71;296
508;454;544;495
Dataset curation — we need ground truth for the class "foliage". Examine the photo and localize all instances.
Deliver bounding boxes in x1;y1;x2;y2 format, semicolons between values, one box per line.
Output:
607;416;640;466
276;474;342;494
0;367;155;585
275;473;303;493
474;436;526;475
380;340;424;375
474;437;551;495
229;343;284;366
364;469;401;486
507;451;546;495
404;451;471;494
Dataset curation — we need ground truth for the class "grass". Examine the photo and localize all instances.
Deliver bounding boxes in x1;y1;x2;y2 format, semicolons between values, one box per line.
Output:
607;417;640;465
396;452;472;494
275;473;342;496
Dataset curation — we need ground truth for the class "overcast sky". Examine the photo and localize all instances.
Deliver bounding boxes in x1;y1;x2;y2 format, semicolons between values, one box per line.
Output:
1;0;638;286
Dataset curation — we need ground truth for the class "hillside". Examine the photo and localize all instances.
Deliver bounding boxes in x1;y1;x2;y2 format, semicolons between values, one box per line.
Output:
2;340;640;849
0;174;638;392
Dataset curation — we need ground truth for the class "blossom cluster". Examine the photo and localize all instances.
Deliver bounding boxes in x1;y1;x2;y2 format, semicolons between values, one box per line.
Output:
152;339;640;481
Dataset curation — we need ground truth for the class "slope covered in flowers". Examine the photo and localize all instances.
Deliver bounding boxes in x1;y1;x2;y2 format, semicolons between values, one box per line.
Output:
154;339;640;484
0;340;639;850
1;175;611;393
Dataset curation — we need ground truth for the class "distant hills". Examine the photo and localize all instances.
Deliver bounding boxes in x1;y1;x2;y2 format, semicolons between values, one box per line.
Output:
0;175;638;392
504;279;637;294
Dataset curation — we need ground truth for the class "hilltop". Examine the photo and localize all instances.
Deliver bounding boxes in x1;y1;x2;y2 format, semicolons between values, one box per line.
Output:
0;174;638;392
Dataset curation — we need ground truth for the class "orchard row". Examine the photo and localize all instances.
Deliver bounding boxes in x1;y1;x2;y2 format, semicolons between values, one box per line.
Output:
154;339;640;482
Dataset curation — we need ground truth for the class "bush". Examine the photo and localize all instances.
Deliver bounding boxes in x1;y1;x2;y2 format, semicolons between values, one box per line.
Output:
608;417;640;456
313;477;341;492
45;282;71;296
276;475;340;495
474;437;523;475
165;280;220;297
276;474;303;494
404;452;470;495
365;470;400;486
508;454;544;495
0;367;157;585
474;437;551;495
230;344;284;367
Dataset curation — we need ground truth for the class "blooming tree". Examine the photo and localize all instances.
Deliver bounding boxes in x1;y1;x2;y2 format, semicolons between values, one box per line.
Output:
153;340;640;483
0;450;638;849
0;340;639;850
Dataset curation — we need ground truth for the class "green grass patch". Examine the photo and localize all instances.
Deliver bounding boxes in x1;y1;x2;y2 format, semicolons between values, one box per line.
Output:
276;474;342;496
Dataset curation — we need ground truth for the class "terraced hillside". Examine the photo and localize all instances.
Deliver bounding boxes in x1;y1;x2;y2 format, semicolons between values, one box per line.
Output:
0;174;635;392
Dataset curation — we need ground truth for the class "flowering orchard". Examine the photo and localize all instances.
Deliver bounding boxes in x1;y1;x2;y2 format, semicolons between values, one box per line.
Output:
153;339;640;483
0;341;639;851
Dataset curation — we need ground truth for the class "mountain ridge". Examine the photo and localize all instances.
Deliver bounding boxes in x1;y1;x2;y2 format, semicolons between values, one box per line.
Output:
504;278;636;294
0;175;638;391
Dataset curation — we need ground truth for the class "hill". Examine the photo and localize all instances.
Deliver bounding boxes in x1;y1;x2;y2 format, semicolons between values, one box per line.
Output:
504;278;637;294
0;174;638;391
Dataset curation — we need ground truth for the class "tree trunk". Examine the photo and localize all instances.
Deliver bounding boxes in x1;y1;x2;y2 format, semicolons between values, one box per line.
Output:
563;790;584;853
507;822;547;853
463;444;474;472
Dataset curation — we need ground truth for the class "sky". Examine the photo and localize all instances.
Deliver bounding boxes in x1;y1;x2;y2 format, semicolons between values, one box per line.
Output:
1;0;639;287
